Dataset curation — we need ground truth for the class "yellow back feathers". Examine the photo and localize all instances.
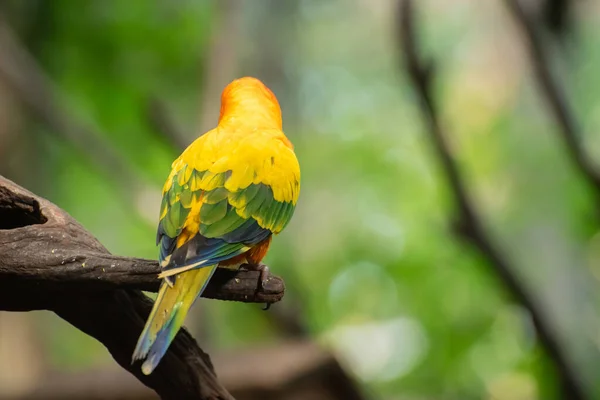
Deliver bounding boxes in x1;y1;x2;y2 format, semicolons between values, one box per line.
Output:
167;77;299;205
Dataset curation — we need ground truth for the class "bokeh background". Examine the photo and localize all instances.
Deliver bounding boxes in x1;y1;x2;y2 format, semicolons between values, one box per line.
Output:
1;0;600;399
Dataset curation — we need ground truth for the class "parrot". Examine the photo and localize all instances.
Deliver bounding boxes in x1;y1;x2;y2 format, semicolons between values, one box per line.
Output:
132;77;300;375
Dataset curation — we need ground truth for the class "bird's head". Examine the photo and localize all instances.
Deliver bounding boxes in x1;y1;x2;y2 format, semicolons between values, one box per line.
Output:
218;77;282;129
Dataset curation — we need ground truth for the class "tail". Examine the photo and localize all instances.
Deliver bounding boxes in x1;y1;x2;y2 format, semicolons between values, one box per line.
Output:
132;265;217;375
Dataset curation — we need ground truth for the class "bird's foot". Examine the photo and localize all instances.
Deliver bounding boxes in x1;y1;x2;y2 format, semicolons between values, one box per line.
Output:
241;262;270;288
241;262;272;310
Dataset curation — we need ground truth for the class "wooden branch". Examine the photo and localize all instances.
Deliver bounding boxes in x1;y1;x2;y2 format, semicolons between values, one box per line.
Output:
0;175;285;304
504;0;600;200
397;1;587;399
0;174;286;399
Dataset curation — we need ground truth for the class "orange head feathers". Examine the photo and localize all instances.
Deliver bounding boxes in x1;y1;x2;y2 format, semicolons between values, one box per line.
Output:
218;77;282;129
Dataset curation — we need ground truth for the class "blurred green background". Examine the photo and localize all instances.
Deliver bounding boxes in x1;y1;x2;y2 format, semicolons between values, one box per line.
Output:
1;0;600;399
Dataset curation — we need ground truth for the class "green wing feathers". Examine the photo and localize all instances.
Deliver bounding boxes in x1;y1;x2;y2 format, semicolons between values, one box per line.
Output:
230;183;296;233
158;164;297;255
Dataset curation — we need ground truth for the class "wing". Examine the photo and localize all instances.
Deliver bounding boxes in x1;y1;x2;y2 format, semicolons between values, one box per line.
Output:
156;150;299;278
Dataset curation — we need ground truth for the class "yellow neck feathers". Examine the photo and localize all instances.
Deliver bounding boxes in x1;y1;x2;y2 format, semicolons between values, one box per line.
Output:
218;77;283;130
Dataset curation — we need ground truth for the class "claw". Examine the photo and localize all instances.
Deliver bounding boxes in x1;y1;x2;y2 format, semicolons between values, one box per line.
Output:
262;303;271;311
244;262;270;290
258;264;270;289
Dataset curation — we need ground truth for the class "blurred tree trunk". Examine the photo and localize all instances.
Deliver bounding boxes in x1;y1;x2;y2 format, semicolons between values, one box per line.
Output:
244;0;300;127
197;0;244;134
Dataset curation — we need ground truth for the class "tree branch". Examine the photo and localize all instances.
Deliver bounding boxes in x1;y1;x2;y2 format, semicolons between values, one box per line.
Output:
0;174;286;399
398;1;587;399
504;0;600;199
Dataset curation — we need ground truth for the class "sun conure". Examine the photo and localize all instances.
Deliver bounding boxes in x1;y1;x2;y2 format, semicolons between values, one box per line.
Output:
132;77;300;374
